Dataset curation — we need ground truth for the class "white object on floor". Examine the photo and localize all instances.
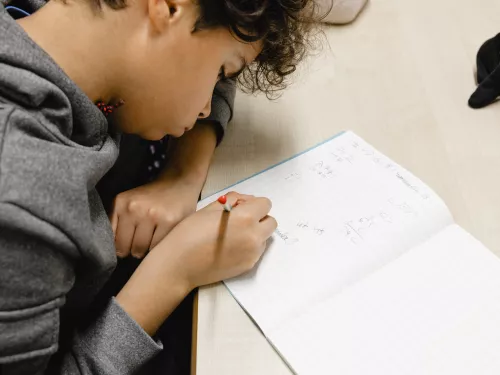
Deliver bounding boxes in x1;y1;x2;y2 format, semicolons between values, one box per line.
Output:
317;0;368;24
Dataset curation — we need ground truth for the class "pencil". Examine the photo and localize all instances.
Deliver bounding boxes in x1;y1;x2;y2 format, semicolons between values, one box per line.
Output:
217;195;232;212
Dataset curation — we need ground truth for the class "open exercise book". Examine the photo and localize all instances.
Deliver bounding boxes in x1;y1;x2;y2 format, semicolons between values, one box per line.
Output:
198;131;500;375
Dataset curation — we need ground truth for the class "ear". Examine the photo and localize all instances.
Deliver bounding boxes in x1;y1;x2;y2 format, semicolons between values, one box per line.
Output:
147;0;183;33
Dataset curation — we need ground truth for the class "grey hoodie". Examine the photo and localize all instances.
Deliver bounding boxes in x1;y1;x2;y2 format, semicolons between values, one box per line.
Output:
0;4;235;374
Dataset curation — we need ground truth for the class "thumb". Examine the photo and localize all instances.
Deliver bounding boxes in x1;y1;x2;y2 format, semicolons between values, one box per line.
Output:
203;192;255;211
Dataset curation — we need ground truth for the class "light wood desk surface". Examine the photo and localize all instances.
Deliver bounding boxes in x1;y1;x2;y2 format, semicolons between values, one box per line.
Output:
195;0;500;373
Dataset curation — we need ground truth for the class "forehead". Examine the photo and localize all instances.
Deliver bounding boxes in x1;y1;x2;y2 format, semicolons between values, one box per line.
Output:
196;27;263;66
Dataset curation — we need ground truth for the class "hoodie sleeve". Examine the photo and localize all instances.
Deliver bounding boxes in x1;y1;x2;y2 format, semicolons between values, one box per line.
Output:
0;105;162;375
205;78;236;145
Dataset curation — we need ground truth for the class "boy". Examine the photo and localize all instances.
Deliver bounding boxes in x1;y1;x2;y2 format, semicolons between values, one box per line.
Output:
0;0;318;374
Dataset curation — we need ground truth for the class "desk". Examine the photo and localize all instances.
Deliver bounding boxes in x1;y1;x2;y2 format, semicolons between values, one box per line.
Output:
195;0;500;373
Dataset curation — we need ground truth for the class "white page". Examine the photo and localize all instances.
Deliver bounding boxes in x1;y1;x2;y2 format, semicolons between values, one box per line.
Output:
270;224;500;375
199;132;452;332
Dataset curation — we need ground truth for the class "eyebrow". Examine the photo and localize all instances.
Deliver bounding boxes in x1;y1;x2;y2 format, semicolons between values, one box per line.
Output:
226;55;248;80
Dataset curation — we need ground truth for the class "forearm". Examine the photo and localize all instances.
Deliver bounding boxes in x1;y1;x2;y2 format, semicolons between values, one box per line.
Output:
116;247;191;336
159;121;218;186
115;124;220;334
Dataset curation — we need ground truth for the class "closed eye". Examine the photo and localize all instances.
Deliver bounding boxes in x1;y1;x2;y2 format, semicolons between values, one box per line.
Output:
218;56;248;82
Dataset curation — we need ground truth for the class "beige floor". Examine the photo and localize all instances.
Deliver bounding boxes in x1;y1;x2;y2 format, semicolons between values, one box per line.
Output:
195;0;500;374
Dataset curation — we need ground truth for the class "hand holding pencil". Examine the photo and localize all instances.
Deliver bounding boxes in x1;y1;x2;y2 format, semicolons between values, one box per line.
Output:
117;192;276;335
142;191;276;283
217;194;243;212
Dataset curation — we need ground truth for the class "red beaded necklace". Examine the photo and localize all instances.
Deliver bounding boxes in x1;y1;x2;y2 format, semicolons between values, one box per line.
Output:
96;99;125;117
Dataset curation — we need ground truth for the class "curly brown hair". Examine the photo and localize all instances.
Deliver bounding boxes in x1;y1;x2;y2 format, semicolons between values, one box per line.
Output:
195;0;321;97
90;0;322;97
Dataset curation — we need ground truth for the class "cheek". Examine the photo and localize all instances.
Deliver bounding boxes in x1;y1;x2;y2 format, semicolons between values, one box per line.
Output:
145;50;217;117
171;39;222;104
117;38;222;137
166;65;219;124
112;92;177;139
116;78;217;139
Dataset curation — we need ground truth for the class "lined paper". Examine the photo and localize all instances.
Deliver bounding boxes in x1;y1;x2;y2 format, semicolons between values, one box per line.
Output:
199;132;452;333
269;225;500;375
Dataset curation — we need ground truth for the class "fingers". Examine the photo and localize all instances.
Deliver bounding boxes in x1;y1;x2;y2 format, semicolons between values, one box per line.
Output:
204;192;255;211
226;192;254;201
131;222;156;259
115;217;172;258
235;196;272;220
112;196;183;258
115;215;136;258
258;215;278;238
150;225;171;250
227;193;254;206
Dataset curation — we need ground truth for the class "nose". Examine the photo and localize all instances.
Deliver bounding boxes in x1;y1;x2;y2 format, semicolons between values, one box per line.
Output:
198;97;212;119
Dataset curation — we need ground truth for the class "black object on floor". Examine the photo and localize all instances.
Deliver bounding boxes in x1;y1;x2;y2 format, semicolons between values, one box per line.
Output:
469;33;500;109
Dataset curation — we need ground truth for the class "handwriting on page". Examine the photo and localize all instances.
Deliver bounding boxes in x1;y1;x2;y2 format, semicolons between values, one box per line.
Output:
348;141;430;200
275;228;299;245
272;134;432;250
274;223;326;247
273;197;418;248
395;173;430;200
297;221;326;236
285;162;335;181
283;140;430;201
273;196;419;248
330;147;354;164
343;198;418;245
284;172;302;181
310;161;335;179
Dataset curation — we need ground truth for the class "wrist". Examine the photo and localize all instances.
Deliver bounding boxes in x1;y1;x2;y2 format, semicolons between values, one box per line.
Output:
159;163;208;187
161;121;217;185
116;251;192;336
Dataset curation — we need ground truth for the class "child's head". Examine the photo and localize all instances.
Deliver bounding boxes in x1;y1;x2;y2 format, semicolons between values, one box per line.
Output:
30;0;319;139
